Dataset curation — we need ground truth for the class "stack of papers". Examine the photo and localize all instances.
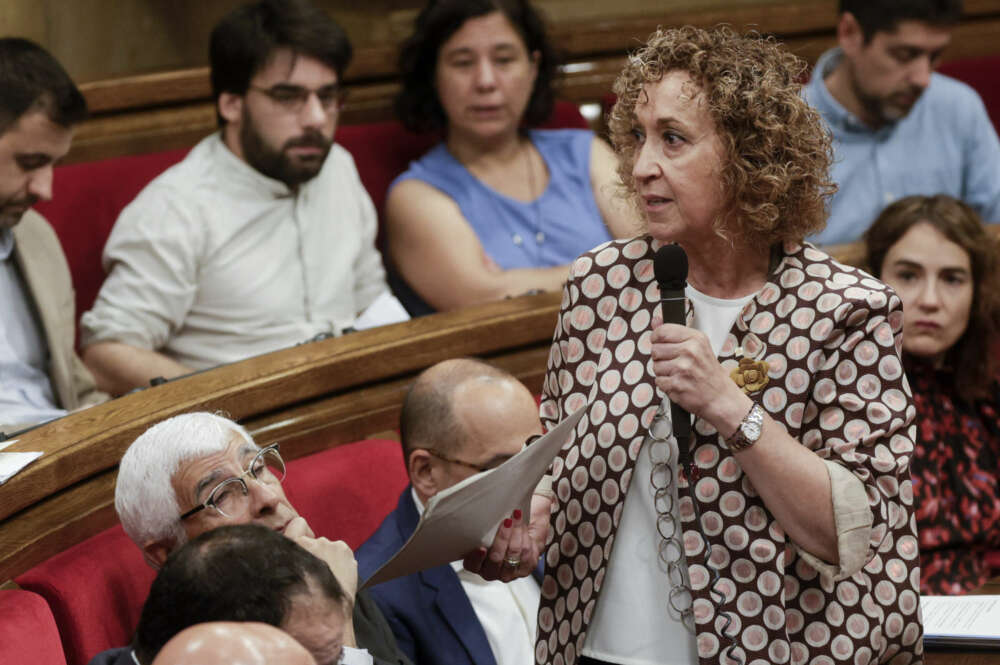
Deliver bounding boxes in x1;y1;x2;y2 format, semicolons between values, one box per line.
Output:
363;406;585;588
922;595;1000;648
0;439;43;485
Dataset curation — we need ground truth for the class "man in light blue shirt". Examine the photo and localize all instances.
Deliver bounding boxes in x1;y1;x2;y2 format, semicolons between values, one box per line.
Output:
803;0;1000;246
0;39;106;433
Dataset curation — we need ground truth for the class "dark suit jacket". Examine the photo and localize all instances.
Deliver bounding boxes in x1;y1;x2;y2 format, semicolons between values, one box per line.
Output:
357;487;542;665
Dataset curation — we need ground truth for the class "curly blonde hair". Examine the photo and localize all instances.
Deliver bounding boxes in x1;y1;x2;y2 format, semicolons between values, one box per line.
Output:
609;26;836;249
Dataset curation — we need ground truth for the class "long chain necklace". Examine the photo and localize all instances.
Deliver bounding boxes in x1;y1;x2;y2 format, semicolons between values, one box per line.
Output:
498;138;544;258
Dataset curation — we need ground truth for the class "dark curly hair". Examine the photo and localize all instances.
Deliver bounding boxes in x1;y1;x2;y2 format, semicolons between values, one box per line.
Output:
608;26;837;251
864;194;1000;401
395;0;558;133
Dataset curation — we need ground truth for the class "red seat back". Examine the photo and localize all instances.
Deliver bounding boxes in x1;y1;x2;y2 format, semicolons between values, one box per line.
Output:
33;148;191;338
15;525;154;665
0;589;68;665
284;438;408;549
939;55;1000;133
15;439;408;665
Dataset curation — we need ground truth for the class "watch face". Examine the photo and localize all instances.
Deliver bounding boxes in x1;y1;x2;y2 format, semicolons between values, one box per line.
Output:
742;405;764;442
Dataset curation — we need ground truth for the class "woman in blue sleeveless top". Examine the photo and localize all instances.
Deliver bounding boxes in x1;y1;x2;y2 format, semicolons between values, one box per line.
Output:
386;0;637;313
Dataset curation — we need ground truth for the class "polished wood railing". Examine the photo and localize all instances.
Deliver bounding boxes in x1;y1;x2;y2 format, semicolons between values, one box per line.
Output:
0;292;561;583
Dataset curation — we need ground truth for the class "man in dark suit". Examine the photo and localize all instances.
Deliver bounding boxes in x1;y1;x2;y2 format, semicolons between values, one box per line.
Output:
357;359;544;665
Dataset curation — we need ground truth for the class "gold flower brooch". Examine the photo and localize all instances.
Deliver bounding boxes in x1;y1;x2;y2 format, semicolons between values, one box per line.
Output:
730;357;770;394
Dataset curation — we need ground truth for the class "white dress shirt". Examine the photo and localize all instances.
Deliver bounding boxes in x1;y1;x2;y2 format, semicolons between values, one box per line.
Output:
81;133;405;370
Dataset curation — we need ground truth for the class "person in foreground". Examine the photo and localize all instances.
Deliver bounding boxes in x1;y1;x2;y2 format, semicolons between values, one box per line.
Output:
864;194;1000;595
111;525;359;665
80;0;406;395
385;0;636;314
803;0;1000;245
152;622;316;665
0;37;107;433
535;26;922;665
107;412;411;665
357;358;543;665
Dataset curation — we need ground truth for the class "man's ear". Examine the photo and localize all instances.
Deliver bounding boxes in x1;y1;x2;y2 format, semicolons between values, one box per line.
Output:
408;449;438;499
838;12;866;56
142;538;174;570
218;91;243;125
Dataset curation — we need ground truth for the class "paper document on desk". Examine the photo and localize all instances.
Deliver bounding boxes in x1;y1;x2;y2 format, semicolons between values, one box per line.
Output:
362;405;586;588
0;440;43;485
922;594;1000;647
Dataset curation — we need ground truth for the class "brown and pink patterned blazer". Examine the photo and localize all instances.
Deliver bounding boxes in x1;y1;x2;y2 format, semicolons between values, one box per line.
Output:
537;237;923;665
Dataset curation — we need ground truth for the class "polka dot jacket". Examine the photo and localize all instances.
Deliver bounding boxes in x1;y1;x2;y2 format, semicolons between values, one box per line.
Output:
537;237;924;665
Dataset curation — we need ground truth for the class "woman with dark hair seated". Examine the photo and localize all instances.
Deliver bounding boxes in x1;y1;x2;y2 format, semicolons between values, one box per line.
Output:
386;0;636;313
865;195;1000;595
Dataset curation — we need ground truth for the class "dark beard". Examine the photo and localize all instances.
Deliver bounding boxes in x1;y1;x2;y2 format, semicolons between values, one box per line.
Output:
238;115;332;188
848;67;920;127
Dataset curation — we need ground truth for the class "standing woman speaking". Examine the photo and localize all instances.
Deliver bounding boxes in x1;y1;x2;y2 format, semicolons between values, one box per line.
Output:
533;27;922;665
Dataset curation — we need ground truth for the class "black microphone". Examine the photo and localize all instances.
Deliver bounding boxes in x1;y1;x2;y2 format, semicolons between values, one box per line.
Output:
653;244;692;465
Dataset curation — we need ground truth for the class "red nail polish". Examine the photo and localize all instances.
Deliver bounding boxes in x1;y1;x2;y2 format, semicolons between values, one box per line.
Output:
513;509;522;520
503;518;512;528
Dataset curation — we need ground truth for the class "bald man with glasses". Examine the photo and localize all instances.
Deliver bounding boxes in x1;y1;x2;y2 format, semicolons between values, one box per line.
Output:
356;358;545;665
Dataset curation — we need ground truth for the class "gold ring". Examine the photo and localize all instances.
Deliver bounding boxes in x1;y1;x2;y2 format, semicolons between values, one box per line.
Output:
504;556;521;567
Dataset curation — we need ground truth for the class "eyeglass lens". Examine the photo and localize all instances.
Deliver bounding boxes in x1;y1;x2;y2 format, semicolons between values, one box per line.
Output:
266;85;343;111
208;447;285;517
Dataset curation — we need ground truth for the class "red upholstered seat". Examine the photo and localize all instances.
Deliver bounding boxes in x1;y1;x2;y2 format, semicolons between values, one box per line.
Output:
284;438;408;549
16;439;407;665
16;525;153;665
33;148;190;340
939;55;1000;133
0;589;68;665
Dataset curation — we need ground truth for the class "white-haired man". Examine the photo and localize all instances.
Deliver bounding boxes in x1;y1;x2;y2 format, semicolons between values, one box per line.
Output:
112;411;411;665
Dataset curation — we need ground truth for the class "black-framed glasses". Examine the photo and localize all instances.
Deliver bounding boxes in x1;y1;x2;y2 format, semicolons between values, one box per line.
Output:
424;434;540;473
248;84;346;113
179;444;286;520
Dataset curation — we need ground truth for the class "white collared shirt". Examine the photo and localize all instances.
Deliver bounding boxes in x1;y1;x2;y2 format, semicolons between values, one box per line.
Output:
80;133;406;370
412;489;540;665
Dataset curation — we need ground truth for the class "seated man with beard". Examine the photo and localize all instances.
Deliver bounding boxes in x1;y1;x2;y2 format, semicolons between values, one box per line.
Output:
80;0;407;395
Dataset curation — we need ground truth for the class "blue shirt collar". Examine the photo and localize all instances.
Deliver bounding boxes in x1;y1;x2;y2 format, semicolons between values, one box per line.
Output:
0;228;14;261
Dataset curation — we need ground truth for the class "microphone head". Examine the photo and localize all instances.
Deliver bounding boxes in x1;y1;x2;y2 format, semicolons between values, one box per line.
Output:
653;244;688;290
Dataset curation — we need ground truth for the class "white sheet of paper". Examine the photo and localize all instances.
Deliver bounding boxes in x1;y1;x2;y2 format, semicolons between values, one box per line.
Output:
354;291;410;330
362;405;586;588
0;450;43;485
922;595;1000;647
0;439;17;452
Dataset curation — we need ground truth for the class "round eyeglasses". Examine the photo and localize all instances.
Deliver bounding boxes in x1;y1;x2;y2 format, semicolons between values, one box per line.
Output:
248;83;345;114
179;443;286;520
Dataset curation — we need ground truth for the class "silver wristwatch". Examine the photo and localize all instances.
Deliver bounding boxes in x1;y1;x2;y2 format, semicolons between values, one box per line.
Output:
726;403;764;451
